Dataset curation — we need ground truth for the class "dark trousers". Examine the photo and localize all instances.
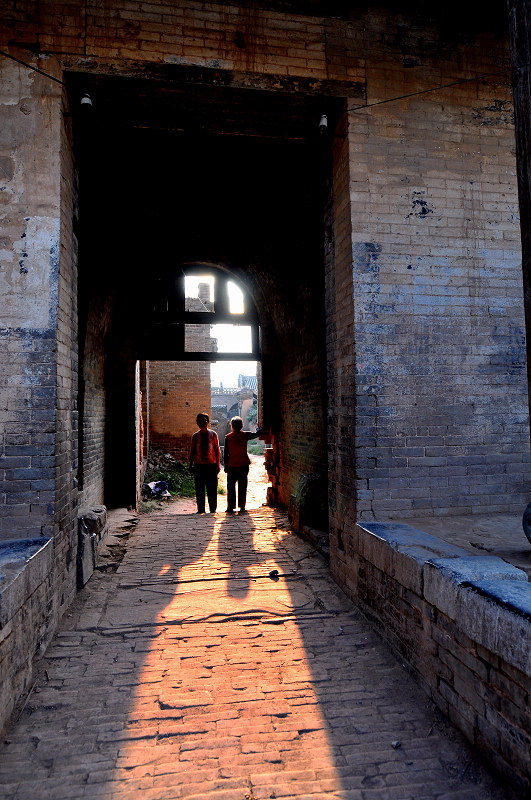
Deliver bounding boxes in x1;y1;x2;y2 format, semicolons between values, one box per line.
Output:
226;466;249;510
193;464;218;512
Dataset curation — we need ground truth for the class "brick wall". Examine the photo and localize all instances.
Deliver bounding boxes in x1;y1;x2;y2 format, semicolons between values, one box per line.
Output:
147;294;215;462
278;365;327;505
54;79;79;619
0;1;363;86
354;54;528;520
148;359;212;462
1;2;530;769
0;0;526;560
325;10;530;532
0;0;339;517
0;55;80;628
326;108;356;549
79;296;112;508
139;360;149;463
0;56;79;731
0;59;64;542
340;521;531;794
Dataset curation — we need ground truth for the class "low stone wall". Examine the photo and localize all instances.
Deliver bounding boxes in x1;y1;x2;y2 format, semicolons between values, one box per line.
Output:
0;506;110;734
332;521;531;794
0;538;53;734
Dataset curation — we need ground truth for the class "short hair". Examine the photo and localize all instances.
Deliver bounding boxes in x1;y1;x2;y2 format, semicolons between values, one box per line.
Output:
196;412;209;425
231;416;243;431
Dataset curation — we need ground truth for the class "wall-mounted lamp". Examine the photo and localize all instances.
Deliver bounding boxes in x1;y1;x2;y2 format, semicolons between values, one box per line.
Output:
63;93;93;118
319;114;328;134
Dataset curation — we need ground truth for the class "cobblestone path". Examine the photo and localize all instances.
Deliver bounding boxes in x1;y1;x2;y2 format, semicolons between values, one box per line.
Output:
0;508;509;799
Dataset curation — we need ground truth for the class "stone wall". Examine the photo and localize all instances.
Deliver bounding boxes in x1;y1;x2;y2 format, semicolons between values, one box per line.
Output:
0;55;79;732
335;521;531;794
325;9;530;545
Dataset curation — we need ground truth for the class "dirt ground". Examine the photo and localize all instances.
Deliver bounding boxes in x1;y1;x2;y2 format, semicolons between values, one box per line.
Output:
144;453;271;515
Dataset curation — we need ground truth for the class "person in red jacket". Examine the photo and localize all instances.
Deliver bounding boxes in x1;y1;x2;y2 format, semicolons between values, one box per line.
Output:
223;416;256;513
189;412;221;513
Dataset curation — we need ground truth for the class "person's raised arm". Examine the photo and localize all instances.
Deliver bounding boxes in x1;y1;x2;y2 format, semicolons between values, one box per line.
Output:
213;431;221;473
189;433;196;472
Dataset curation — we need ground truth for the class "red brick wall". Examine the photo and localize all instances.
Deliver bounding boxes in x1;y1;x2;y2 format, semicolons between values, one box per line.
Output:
148;359;212;462
147;291;215;461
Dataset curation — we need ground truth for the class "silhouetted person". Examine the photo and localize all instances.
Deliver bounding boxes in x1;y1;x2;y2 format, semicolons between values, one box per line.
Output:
224;416;256;513
189;412;220;513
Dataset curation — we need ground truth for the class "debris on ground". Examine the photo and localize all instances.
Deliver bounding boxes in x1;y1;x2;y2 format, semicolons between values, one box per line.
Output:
142;480;171;499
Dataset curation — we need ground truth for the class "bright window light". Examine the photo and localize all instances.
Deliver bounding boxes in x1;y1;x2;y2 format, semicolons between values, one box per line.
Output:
185;275;215;302
211;324;252;353
228;281;244;314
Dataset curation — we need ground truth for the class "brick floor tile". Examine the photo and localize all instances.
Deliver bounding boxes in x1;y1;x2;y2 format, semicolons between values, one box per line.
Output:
0;509;510;800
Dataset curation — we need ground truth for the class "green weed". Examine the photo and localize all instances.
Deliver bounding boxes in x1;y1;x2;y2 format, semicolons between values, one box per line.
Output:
248;439;265;455
144;461;196;498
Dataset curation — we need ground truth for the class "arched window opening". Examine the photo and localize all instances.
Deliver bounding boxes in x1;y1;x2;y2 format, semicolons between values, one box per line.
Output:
138;264;268;510
141;265;259;362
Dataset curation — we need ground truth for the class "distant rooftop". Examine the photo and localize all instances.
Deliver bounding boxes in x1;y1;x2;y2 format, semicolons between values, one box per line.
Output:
238;374;258;390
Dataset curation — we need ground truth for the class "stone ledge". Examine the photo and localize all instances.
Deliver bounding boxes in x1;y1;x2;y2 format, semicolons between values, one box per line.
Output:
0;538;53;630
358;521;531;674
423;553;530;675
300;524;330;560
456;579;531;675
352;519;531;791
357;520;470;595
424;555;527;623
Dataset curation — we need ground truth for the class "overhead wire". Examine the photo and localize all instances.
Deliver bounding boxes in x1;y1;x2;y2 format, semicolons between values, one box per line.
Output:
0;48;511;113
0;48;66;86
348;67;512;112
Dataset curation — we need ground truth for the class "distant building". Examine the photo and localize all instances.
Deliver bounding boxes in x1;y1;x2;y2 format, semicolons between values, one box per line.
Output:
238;374;258;391
211;386;257;439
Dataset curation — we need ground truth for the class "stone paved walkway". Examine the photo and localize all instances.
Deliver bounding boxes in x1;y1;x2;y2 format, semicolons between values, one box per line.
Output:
0;508;511;799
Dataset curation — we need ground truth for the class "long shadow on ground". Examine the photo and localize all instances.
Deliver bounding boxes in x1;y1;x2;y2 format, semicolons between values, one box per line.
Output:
0;508;510;800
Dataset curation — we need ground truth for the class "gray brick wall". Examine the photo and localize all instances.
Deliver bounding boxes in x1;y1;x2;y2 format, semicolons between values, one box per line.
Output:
0;61;65;543
327;15;530;523
79;296;111;509
0;330;57;539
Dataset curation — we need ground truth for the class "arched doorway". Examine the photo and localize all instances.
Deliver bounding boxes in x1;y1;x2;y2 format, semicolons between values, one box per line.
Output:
140;265;264;507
